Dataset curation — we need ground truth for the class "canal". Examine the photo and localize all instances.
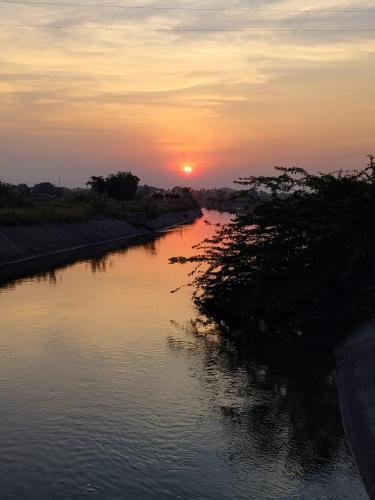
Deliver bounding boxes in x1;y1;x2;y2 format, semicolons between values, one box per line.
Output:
0;210;367;499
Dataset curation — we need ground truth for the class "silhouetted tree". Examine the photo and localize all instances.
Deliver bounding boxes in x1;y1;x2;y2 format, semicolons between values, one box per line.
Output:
105;172;140;200
0;181;11;197
87;176;106;194
33;182;63;197
171;165;375;345
87;171;140;201
0;181;12;207
0;181;31;207
14;184;31;197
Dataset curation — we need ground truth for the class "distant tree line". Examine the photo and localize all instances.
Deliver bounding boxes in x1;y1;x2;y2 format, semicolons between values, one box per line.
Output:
0;171;142;206
0;181;65;207
190;187;269;212
0;170;198;207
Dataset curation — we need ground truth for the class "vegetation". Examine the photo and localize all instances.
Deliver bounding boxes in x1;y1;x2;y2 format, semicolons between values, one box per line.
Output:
0;176;198;225
191;187;269;212
87;171;140;201
33;182;64;197
172;165;375;346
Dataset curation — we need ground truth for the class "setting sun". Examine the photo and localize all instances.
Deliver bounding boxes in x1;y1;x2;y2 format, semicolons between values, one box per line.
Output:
183;165;193;174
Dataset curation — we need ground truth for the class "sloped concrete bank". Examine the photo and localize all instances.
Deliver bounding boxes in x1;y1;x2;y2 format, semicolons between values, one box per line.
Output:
142;210;203;231
335;326;375;499
0;208;202;267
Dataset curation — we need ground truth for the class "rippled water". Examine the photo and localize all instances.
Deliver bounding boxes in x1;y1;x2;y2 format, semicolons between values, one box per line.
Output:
0;210;367;499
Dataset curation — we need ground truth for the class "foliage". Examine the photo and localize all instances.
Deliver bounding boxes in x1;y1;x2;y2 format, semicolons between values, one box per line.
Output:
0;191;198;225
0;181;30;208
33;182;63;197
86;176;106;194
87;171;140;201
0;181;12;207
0;174;197;225
171;166;375;345
0;204;94;225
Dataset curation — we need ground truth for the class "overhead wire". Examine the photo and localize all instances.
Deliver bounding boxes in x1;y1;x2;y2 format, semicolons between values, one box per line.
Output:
0;1;374;12
0;2;373;32
0;24;373;31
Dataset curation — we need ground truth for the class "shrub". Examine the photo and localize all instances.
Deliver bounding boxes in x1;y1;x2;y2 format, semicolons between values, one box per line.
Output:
171;166;375;346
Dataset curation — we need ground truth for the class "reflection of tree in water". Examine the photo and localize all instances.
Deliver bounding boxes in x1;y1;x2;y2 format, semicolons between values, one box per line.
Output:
143;229;183;256
88;256;111;274
168;317;350;478
86;232;170;271
0;270;60;293
0;230;172;290
143;239;158;256
35;270;58;284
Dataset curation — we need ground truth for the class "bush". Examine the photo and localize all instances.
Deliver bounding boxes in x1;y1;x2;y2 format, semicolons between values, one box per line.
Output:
0;181;30;208
171;166;375;346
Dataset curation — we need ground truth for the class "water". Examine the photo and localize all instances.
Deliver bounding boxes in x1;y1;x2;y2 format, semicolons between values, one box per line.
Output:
0;210;367;499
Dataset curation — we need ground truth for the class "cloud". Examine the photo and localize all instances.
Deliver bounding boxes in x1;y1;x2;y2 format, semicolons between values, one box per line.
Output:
0;0;374;185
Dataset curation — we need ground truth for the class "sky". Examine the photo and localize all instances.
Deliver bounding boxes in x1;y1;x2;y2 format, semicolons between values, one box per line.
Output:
0;0;374;188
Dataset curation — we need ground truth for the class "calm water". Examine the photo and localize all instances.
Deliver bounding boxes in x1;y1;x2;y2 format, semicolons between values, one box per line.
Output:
0;210;367;500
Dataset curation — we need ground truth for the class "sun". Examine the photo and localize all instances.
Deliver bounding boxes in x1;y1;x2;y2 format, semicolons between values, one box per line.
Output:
182;165;193;174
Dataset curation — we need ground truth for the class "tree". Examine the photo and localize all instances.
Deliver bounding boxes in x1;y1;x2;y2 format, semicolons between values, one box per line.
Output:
15;184;31;196
0;180;11;198
171;165;375;346
33;182;63;197
0;181;12;207
87;176;106;194
87;171;140;201
105;171;140;201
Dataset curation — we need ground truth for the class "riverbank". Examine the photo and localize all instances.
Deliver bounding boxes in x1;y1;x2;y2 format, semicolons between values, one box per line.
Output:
0;208;202;268
335;326;375;500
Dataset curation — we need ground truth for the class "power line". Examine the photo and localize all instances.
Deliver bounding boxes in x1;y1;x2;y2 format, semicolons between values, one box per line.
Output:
0;1;375;12
0;22;374;31
1;2;374;33
0;3;374;33
293;10;309;34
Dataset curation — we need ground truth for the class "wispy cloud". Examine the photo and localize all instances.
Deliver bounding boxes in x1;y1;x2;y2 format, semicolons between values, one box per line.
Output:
0;0;374;185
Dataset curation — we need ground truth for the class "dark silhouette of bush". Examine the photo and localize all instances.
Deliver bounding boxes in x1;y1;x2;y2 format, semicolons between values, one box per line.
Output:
87;171;140;201
0;181;31;208
14;184;31;197
33;182;63;198
171;165;375;345
0;181;13;208
86;176;107;194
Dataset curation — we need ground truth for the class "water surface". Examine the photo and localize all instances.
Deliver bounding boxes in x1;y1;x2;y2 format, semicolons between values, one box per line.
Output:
0;210;367;499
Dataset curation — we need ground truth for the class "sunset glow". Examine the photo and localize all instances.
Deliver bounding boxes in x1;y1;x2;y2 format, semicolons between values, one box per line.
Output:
183;166;193;174
0;1;374;187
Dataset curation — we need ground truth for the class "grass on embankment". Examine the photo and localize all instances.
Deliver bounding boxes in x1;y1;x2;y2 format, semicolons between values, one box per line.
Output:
0;194;198;226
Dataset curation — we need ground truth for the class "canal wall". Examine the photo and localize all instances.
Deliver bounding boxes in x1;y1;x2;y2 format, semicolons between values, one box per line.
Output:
335;326;375;500
0;208;202;267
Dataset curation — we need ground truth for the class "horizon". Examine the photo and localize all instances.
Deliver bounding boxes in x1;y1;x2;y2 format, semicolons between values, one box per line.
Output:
2;156;374;190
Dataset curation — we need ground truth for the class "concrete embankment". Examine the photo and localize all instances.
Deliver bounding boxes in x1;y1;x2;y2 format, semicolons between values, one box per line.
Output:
141;210;202;231
0;208;201;267
335;326;375;499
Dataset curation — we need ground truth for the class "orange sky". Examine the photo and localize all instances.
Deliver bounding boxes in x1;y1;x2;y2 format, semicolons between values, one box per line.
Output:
0;1;375;187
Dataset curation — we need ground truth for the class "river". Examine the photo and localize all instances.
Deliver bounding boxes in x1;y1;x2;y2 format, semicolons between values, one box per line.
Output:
0;210;367;499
